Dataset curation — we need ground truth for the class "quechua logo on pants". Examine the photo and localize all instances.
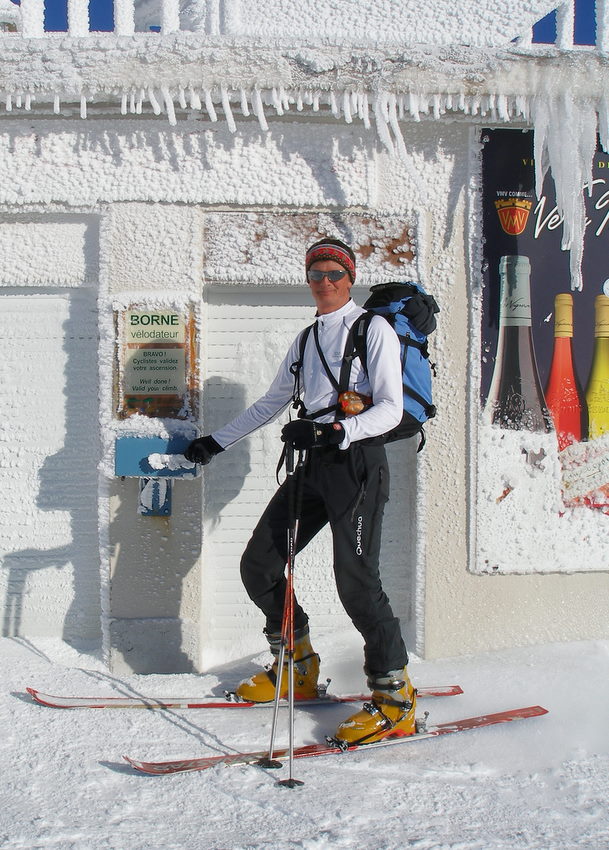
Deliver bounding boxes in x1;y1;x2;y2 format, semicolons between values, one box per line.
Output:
355;516;364;555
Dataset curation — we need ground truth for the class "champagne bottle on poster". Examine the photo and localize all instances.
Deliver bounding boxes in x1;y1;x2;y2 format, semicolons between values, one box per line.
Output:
544;293;587;450
485;255;553;432
585;294;609;440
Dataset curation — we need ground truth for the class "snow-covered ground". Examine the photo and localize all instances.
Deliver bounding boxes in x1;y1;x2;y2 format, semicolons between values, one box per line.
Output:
3;630;609;850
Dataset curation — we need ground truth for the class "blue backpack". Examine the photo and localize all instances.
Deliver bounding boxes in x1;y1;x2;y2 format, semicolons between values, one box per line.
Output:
293;281;439;450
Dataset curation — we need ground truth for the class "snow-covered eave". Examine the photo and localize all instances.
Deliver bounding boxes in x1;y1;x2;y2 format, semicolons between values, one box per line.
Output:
0;35;606;103
0;34;606;289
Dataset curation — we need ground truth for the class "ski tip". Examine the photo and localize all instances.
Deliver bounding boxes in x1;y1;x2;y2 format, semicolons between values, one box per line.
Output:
26;688;50;707
123;756;145;772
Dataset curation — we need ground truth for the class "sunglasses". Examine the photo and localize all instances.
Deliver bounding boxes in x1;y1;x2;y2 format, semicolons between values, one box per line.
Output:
307;269;348;283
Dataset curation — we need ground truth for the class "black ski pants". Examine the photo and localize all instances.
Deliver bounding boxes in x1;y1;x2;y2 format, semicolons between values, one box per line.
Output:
239;442;408;676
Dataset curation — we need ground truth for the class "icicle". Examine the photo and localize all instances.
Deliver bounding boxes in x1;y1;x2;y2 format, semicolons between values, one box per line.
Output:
532;95;597;290
15;94;22;109
204;90;217;122
271;88;284;115
598;96;609;154
279;86;290;112
221;86;236;133
515;95;529;121
343;91;352;124
432;94;442;120
136;90;144;114
387;95;407;157
387;95;426;201
25;94;31;111
357;92;370;128
178;88;187;110
373;93;394;154
296;90;304;111
80;95;87;119
148;88;162;116
397;94;405;120
54;94;60;115
312;93;320;112
121;93;128;115
161;87;177;126
240;89;250;116
533;96;551;199
408;91;420;122
5;95;11;113
189;88;202;111
329;91;340;119
497;94;509;122
252;88;268;131
130;91;136;114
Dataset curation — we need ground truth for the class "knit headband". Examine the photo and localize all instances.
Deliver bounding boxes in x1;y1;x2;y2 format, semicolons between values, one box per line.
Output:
305;242;356;282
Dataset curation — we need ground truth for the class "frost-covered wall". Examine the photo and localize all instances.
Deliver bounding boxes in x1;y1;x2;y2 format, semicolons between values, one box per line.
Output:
0;217;101;644
0;0;608;671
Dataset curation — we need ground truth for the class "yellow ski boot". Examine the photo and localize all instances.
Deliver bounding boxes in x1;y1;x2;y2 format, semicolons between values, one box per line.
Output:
235;626;320;703
333;668;416;745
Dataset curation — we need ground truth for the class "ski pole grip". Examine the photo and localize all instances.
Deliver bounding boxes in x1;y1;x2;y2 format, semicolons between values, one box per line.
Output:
285;443;295;475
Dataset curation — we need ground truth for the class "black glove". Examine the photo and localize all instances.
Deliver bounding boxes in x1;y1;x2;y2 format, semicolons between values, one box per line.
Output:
281;420;344;450
184;435;224;465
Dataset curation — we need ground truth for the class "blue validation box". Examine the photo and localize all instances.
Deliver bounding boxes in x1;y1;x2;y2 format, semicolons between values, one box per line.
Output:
114;434;199;478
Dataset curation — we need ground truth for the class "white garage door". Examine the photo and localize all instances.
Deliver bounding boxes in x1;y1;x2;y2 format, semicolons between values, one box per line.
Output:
0;289;100;642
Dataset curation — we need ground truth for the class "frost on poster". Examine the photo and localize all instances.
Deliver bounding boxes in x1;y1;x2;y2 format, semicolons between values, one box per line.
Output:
475;423;609;574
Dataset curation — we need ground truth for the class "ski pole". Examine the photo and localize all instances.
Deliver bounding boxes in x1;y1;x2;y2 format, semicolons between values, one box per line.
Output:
256;446;307;787
278;447;307;789
256;444;295;771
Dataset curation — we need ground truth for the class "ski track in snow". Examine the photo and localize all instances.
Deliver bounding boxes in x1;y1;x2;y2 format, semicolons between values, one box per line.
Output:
2;632;609;850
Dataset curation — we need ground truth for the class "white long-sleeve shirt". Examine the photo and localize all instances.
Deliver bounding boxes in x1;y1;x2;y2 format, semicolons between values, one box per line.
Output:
212;299;403;450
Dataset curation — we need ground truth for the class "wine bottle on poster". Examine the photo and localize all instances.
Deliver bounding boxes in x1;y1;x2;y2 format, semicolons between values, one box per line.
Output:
485;255;553;432
544;293;587;450
585;294;609;441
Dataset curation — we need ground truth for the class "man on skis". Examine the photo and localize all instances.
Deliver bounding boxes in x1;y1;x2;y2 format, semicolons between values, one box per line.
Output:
185;237;416;745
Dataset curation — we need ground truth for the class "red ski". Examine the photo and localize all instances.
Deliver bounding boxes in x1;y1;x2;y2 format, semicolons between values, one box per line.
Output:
124;704;548;775
27;684;463;710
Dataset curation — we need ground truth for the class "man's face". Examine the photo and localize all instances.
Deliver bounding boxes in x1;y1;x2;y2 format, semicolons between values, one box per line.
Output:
307;259;353;315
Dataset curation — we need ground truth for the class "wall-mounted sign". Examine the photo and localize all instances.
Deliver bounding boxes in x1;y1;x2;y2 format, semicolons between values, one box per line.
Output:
115;306;198;420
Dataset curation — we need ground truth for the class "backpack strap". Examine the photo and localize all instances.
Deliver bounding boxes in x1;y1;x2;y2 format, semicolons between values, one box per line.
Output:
289;322;342;421
289;324;313;418
349;311;374;375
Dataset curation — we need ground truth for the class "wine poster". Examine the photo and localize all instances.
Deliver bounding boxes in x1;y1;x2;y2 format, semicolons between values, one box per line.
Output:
475;128;609;574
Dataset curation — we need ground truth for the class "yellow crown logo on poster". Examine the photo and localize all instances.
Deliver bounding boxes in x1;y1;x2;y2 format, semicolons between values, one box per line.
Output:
494;199;533;236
